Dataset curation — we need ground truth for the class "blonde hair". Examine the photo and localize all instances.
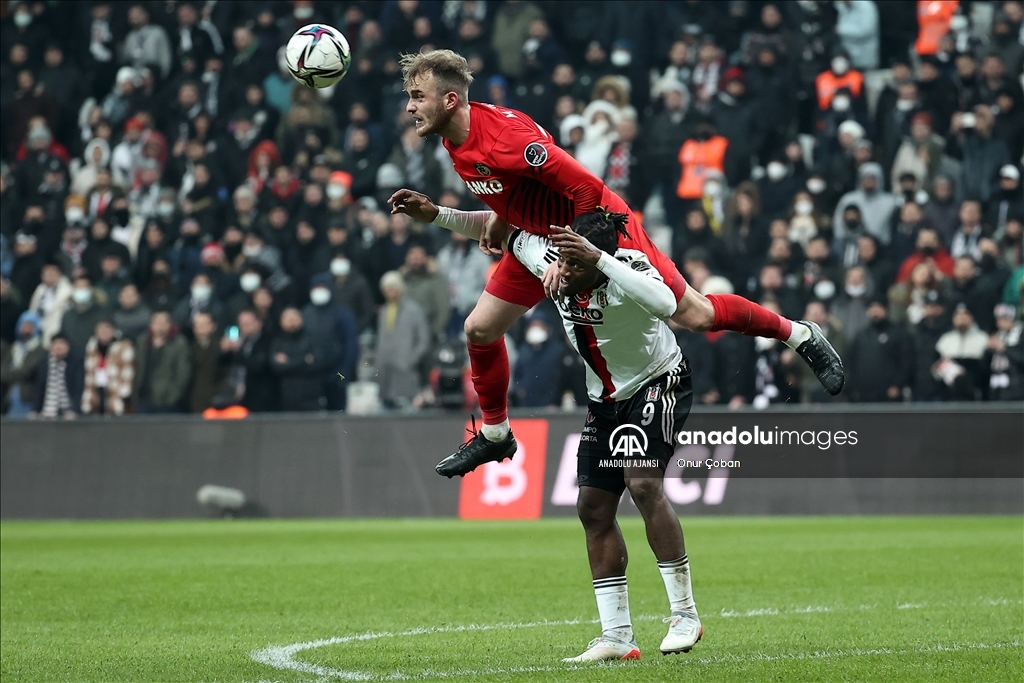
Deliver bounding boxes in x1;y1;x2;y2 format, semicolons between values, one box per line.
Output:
400;49;473;101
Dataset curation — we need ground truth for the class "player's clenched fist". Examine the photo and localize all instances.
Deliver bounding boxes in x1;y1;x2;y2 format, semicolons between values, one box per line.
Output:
388;188;440;223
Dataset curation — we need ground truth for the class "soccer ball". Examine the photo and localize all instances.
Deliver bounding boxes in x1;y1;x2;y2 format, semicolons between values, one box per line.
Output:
284;24;351;89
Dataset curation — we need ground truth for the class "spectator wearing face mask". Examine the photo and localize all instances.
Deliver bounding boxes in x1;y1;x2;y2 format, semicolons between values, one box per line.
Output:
832;265;873;342
326;253;374;334
302;274;358;411
512;316;565;408
675;117;728;220
815;51;865;124
171;272;224;337
832;162;898;246
375;271;430;409
846;296;912;402
60;275;111;353
897;227;956;283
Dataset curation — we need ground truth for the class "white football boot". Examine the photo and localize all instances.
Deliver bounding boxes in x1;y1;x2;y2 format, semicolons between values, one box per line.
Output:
562;636;642;662
660;613;703;654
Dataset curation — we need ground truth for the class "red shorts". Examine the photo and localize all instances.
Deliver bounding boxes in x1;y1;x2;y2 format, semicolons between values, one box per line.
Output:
484;236;688;308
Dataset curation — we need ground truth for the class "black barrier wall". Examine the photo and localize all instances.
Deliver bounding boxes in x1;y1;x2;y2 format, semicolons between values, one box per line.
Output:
1;406;1021;519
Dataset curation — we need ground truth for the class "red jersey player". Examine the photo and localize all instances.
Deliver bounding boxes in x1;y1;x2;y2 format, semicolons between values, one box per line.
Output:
389;50;844;477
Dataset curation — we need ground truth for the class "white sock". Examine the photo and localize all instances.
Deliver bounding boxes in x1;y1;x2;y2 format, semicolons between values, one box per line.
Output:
658;555;697;616
480;419;510;442
783;321;812;349
593;576;633;641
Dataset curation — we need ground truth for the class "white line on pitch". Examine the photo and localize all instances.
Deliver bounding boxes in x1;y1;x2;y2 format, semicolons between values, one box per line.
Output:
250;597;1023;682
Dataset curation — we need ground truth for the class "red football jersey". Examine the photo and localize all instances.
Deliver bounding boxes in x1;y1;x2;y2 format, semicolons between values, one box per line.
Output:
445;104;658;237
442;102;685;304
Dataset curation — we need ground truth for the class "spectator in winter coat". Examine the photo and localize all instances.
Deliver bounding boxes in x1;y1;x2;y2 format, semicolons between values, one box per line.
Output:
133;311;192;413
375;271;430;408
952;105;1011;206
270;307;325;411
834;0;880;70
912;290;951;401
302;275;359;411
833;162;898;246
436;232;493;339
81;318;134;416
985;304;1024;400
32;332;84;419
220;309;278;412
28;263;72;345
846;297;913;402
188;312;225;413
1;311;46;415
934;304;990;400
512;317;564;408
400;244;450;342
59;276;111;353
329;253;376;334
896;228;956;284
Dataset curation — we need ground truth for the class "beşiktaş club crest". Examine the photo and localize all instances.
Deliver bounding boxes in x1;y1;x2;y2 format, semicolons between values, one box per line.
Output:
645;385;661;402
474;162;491;176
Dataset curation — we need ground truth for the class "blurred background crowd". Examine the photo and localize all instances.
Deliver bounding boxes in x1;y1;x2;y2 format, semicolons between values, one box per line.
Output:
1;0;1022;418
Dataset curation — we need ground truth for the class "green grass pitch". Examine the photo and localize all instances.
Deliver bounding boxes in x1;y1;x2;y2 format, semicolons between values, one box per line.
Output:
1;516;1021;682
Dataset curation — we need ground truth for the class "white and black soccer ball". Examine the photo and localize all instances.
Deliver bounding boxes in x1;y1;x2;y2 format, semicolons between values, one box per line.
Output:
284;24;351;89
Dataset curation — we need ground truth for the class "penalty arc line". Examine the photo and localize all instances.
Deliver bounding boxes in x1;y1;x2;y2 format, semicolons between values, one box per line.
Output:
251;598;1023;682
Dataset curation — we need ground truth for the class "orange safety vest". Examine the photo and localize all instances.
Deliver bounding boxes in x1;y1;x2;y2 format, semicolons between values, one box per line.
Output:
915;0;959;56
815;69;865;110
676;136;728;200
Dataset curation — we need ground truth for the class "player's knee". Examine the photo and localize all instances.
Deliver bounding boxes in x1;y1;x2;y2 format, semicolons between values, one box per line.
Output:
576;492;615;533
464;315;501;345
672;292;715;332
625;478;665;511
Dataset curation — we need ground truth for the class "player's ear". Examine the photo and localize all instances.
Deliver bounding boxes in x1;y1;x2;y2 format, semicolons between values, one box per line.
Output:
445;91;459;111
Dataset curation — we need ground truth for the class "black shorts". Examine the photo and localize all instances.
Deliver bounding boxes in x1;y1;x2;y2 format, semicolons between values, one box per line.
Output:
577;358;693;495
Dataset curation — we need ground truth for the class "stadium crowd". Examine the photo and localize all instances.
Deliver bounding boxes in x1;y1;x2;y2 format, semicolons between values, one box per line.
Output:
1;0;1023;417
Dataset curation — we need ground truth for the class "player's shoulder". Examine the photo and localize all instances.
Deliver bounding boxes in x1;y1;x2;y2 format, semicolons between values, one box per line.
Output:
614;248;655;271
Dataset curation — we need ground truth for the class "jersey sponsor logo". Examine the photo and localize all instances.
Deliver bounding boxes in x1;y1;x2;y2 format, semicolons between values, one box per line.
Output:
646;385;661;402
559;299;604;325
465;178;504;195
474;162;491;176
586;411;595;424
630;259;652;272
524;142;548;167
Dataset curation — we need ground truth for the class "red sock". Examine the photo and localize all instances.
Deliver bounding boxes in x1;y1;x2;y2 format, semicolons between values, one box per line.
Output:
706;293;793;341
468;339;510;424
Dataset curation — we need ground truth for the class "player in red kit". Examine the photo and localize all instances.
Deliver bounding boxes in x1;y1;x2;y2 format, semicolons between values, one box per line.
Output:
389;50;844;477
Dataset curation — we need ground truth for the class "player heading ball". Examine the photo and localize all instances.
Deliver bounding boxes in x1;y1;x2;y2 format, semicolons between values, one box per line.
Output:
390;49;845;483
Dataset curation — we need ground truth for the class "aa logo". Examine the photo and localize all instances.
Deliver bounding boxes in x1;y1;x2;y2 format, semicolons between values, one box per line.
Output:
609;424;648;458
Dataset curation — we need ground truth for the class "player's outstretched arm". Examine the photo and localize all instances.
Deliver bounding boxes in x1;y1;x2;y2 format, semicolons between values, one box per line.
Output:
389;188;505;250
548;226;676;318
